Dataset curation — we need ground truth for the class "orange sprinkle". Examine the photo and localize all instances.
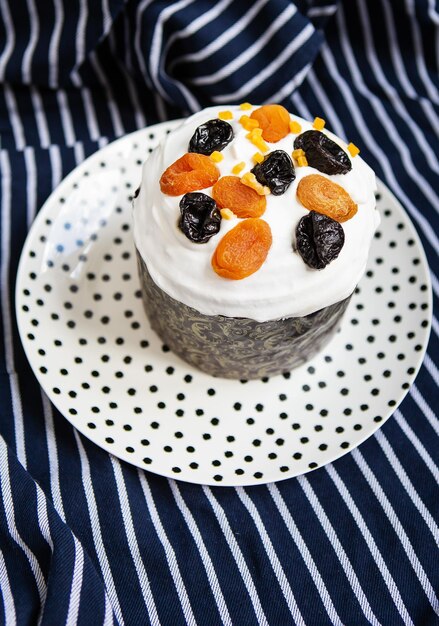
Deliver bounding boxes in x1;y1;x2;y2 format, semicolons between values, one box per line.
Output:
289;120;302;134
313;117;326;130
292;148;305;159
220;208;235;220
219;110;233;120
210;150;224;163
347;142;360;157
241;172;270;196
239;102;253;110
239;115;259;131
252;152;265;164
232;161;245;175
246;129;268;152
297;156;308;167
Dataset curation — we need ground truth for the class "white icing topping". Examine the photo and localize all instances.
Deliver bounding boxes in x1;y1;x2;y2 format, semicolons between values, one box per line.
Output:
133;106;380;322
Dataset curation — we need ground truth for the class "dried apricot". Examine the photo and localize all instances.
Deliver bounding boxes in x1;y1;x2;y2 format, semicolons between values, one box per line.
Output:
296;174;357;222
212;218;272;280
160;153;220;196
250;105;290;143
212;176;266;218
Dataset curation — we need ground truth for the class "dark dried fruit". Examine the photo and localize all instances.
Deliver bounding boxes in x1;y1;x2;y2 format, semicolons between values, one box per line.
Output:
295;210;344;269
179;192;221;243
188;119;234;155
294;130;351;175
251;150;295;195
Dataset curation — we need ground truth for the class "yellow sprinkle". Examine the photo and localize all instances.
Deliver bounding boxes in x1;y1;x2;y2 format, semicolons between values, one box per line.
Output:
232;161;245;175
218;110;233;120
347;142;360;157
239;102;252;110
210;150;224;163
220;208;235;220
241;172;270;196
292;148;305;159
246;129;268;152
289;120;302;134
297;156;308;167
313;117;326;130
252;152;265;164
240;115;259;130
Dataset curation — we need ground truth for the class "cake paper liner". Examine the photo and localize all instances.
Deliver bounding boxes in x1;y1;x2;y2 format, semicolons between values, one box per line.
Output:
137;249;351;379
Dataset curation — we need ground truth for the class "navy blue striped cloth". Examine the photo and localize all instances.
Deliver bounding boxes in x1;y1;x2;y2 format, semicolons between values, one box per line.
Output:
1;1;438;624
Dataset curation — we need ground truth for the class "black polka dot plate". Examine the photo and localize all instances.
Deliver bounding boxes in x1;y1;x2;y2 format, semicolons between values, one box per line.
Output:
16;122;432;486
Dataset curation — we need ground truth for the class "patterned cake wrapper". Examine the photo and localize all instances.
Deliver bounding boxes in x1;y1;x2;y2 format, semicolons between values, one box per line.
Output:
136;249;351;379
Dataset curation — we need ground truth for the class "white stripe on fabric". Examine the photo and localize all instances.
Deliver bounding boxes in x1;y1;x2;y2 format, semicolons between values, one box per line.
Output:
88;52;125;137
49;145;62;190
424;354;439;387
35;485;53;550
192;3;297;85
268;484;343;626
374;430;439;546
103;592;114;626
0;0;14;81
40;392;66;521
74;141;85;166
23;146;37;229
169;0;271;71
319;43;439;253
0;438;46;603
110;459;160;626
235;487;306;626
30;87;50;148
57;90;76;146
73;431;124;626
0;151;26;468
49;0;64;88
290;90;313;119
108;31;146;131
409;384;439;436
404;0;439;104
337;5;439;211
307;6;337;17
212;23;315;102
138;471;197;626
268;62;311;104
65;537;84;626
102;0;112;36
298;476;382;626
148;0;200;113
75;0;88;73
202;487;269;626
352;449;439;616
325;465;415;626
0;550;16;626
394;410;439;485
22;0;39;84
4;85;26;150
356;0;439;174
169;480;232;626
70;70;100;142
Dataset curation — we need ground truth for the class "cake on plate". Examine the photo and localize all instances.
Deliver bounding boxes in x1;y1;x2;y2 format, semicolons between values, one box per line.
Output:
133;104;379;379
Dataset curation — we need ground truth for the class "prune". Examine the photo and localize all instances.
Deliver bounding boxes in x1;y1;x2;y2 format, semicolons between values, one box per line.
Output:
251;150;295;195
294;131;351;175
295;210;344;269
179;192;221;243
188;119;234;155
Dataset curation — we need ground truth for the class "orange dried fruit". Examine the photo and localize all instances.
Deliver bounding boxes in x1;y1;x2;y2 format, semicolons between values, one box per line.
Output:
212;176;266;218
160;153;220;196
250;104;291;143
212;218;272;280
297;174;357;222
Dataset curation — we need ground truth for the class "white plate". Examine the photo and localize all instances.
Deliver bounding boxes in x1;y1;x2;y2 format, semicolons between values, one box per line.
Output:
15;122;432;486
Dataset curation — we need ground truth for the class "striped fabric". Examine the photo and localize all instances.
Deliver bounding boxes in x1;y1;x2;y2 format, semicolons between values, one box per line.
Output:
0;1;438;624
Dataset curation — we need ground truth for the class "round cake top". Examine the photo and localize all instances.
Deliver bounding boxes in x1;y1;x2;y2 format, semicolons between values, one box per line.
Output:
133;105;379;322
